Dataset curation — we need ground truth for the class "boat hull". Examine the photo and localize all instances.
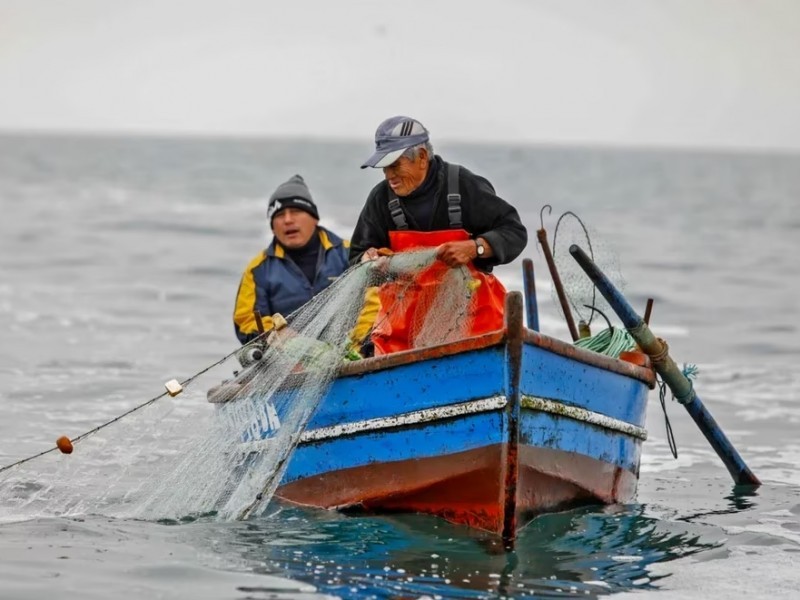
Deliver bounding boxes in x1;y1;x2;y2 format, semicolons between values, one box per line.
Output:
224;293;654;542
277;442;638;535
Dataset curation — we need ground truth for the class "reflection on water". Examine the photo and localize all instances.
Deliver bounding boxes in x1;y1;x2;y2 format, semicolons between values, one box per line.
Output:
208;504;723;599
676;485;760;523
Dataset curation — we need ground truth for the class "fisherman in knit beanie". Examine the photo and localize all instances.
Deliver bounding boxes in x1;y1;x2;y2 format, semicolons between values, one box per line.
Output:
232;174;350;345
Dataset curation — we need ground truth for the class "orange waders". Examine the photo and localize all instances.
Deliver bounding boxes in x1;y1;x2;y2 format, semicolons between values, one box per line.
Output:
371;229;507;355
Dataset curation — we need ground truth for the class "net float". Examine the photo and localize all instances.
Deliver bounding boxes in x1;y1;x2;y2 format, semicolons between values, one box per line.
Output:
56;436;73;454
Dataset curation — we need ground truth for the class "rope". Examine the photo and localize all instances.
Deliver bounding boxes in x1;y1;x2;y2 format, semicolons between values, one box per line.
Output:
573;327;636;358
658;378;679;458
0;335;267;475
656;364;699;460
0;252;479;474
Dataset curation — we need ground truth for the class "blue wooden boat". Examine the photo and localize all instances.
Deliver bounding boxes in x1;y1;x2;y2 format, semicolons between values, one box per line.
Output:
209;291;655;544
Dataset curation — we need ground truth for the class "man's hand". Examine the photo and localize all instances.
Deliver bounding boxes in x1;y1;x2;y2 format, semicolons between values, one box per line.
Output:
361;247;394;262
436;240;479;267
266;326;297;348
361;247;380;262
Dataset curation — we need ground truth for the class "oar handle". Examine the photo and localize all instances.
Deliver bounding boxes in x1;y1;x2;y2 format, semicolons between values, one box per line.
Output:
568;244;760;486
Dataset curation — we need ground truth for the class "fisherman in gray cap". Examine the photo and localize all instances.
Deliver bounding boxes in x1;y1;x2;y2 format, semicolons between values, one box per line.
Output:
350;116;528;355
233;174;350;344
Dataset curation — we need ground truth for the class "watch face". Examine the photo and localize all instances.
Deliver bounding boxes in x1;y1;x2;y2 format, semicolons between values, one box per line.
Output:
477;242;485;256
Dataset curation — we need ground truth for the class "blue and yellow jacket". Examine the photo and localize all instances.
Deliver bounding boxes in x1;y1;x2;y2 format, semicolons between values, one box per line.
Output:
233;227;350;344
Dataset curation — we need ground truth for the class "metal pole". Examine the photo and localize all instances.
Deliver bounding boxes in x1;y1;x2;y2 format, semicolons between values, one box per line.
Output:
522;259;539;331
569;244;760;486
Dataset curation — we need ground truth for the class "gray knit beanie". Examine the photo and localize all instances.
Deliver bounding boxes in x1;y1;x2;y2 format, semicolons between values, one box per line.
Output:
267;174;319;223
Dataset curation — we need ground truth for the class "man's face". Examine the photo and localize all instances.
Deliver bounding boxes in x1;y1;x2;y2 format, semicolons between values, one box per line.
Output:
272;208;318;249
382;149;429;197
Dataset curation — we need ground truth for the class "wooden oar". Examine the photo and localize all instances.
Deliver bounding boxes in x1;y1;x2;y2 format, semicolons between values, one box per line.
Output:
569;244;760;486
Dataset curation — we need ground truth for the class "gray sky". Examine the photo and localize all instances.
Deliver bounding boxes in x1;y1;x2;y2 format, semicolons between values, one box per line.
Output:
1;0;799;150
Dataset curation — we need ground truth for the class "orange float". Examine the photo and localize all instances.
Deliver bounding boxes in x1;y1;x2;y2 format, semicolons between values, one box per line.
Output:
56;436;73;454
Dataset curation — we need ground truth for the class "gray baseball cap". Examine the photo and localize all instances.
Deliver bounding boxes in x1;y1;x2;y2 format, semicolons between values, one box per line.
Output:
361;116;430;169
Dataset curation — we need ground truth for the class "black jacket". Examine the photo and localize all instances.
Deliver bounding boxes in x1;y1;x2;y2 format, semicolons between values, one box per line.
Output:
349;157;528;271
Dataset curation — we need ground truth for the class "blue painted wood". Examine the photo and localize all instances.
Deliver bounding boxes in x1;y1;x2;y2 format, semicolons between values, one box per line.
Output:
284;398;643;485
276;335;647;485
520;344;649;426
569;243;760;486
285;411;507;483
519;411;642;472
309;346;506;428
230;295;654;521
501;291;524;543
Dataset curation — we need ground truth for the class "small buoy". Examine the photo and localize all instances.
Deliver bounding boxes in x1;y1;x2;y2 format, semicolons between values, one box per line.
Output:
619;350;650;368
56;436;73;454
271;312;289;331
164;379;183;397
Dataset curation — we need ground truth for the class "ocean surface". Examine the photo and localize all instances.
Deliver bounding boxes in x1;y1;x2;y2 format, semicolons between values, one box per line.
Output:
0;133;799;599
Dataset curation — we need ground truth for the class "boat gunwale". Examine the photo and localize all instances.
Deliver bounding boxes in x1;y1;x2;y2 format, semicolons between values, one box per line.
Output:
338;327;655;388
208;322;655;404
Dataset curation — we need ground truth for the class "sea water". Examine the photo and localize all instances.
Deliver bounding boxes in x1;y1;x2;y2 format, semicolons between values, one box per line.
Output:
0;133;798;599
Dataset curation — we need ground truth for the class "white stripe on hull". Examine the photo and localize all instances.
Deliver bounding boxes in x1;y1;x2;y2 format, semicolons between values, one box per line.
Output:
521;395;648;440
236;394;646;454
300;396;508;443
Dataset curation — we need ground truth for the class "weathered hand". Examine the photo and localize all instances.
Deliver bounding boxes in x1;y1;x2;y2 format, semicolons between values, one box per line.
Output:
266;326;297;348
362;247;394;263
361;248;380;262
436;240;476;267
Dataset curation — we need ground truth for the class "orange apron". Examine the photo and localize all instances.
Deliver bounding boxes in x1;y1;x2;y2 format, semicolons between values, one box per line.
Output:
372;229;507;355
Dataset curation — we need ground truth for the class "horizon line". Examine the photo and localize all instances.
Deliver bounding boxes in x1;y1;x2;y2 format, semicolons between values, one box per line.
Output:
1;126;799;159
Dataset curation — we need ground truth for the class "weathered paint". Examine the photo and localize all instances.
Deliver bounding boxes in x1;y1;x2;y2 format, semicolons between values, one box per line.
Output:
520;343;650;426
518;409;643;473
285;406;507;482
301;396;507;443
223;293;652;539
521;395;648;440
501;292;524;546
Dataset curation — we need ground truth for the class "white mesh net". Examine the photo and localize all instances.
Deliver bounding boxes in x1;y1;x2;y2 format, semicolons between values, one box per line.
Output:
0;249;486;523
548;211;626;332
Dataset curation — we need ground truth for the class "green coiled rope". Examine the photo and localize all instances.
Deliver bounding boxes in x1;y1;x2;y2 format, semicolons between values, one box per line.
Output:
574;327;637;358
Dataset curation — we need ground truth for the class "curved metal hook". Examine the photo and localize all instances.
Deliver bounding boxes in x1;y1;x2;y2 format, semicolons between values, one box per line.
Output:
583;304;613;332
539;205;552;230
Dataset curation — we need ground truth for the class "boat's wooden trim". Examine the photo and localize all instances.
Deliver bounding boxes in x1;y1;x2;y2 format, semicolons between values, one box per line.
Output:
299;396;507;444
521;395;648;440
337;319;654;388
338;330;505;377
210;299;654;404
233;391;646;456
522;329;656;387
501;292;524;546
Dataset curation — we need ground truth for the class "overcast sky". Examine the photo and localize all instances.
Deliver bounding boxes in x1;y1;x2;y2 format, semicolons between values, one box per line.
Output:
1;0;799;151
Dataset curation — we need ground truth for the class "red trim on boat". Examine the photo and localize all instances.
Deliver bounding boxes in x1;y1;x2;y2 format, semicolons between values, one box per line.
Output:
276;443;638;536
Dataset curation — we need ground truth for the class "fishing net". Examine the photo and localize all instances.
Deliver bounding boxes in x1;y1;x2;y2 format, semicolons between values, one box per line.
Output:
0;248;483;523
547;211;627;333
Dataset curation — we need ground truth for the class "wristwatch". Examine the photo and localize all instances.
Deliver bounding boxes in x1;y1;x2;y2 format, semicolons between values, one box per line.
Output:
475;238;486;257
